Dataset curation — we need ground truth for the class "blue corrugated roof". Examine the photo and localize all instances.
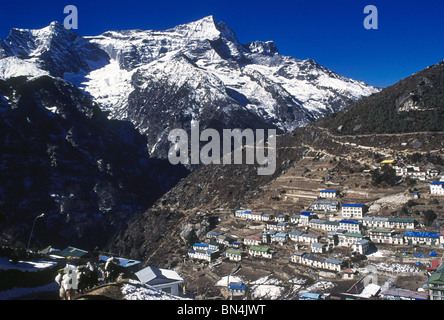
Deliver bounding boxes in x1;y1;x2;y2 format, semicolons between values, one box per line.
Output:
340;219;360;224
325;258;343;265
404;231;440;238
321;190;337;193
300;292;321;300
135;266;183;286
193;243;209;248
430;181;444;185
301;211;314;216
229;282;246;290
342;203;364;207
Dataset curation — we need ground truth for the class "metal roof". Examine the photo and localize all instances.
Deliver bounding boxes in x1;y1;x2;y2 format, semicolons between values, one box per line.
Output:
364;217;388;221
135;266;184;286
226;249;242;255
381;288;428;300
193;243;209;248
388;217;415;223
99;255;141;268
404;231;439;238
229;282;246;290
310;219;326;224
325;258;343;265
248;246;269;252
300;292;321;299
58;246;88;258
275;232;288;237
340;219;360;224
301;233;318;238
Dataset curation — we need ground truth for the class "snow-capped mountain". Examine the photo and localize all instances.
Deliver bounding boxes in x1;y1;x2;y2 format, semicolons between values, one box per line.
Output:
0;21;109;78
0;16;379;158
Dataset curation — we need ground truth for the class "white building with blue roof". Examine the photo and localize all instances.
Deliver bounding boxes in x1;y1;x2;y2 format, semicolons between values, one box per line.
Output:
299;211;317;225
229;282;246;296
352;239;371;255
192;243;209;251
342;203;367;219
135;266;184;296
324;258;345;272
309;200;339;212
288;230;303;242
339;219;362;233
311;242;327;253
290;252;345;272
430;181;444;195
404;231;440;246
299;292;322;300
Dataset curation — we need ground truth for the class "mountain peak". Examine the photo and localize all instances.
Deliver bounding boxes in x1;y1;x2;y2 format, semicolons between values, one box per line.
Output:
1;21;109;77
171;15;221;41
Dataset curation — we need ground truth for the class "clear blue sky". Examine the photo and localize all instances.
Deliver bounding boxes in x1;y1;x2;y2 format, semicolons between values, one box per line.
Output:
1;0;444;88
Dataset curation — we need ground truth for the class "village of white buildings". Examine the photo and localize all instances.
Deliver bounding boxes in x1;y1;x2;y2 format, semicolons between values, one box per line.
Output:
185;158;444;300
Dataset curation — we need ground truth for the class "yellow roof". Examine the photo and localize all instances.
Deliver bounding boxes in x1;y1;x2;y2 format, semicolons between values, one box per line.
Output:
381;159;395;164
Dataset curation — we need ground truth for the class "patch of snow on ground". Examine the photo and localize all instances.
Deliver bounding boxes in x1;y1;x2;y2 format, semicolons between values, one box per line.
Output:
121;279;189;300
0;257;57;272
249;275;285;300
367;249;390;260
282;277;308;298
0;282;58;300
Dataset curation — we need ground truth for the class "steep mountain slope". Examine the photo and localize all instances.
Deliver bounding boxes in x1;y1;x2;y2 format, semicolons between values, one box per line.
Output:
0;16;378;159
320;60;444;134
0;75;187;250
